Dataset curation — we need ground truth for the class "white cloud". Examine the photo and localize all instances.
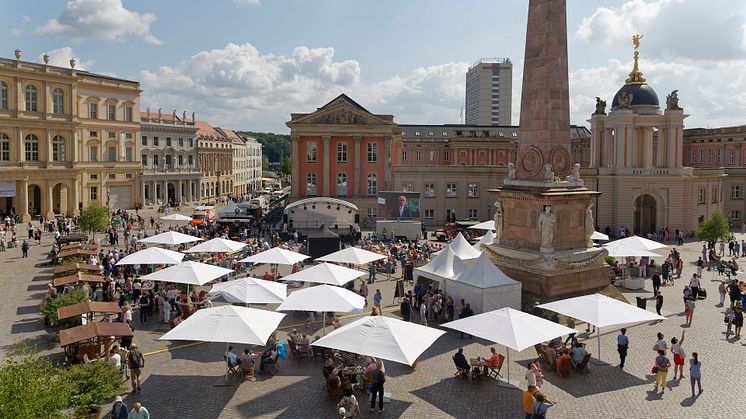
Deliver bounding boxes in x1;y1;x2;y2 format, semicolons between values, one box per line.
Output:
233;0;261;5
576;0;683;46
9;15;32;36
39;47;95;70
37;0;161;45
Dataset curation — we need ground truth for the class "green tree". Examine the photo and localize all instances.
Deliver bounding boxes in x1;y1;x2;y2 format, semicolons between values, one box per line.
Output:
280;156;292;176
695;211;730;246
40;287;89;326
0;344;73;418
262;157;270;171
78;202;110;243
65;360;125;416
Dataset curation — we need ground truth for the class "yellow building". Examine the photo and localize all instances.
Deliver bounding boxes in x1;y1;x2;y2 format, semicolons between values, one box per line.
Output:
0;50;141;221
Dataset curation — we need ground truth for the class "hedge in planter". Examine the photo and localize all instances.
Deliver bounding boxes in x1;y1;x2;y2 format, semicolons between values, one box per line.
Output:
40;288;90;326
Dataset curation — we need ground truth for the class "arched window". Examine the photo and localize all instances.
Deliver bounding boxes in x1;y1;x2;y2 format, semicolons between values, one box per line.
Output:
366;173;377;196
52;136;65;161
0;81;7;109
306;172;317;196
0;133;9;161
336;172;348;196
25;85;37;112
52;88;64;114
25;134;39;161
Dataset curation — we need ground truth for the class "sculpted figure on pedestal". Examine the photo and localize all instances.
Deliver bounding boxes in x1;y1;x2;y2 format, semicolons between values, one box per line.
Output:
493;201;503;244
538;205;556;251
585;203;595;247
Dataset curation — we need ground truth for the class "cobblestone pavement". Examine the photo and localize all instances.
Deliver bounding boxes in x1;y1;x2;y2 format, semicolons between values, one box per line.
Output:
3;215;746;418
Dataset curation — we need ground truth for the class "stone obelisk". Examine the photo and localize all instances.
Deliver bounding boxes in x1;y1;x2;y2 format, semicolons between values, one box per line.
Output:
485;0;609;305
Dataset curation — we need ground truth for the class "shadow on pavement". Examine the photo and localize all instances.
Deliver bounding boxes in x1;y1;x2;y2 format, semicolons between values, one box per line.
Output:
16;304;40;315
10;317;45;334
412;377;522;418
26;283;49;291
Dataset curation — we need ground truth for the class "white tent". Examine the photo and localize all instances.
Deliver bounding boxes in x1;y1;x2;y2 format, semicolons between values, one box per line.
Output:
472;230;496;252
139;231;202;246
445;253;522;313
414;247;467;297
590;231;609;241
116;247;185;265
280;262;366;286
538;293;665;360
238;247;309;265
139;261;234;286
442;308;576;386
185;237;247;254
160;213;193;222
447;232;482;260
468;220;496;231
316;247;386;265
312;315;445;366
207;277;287;304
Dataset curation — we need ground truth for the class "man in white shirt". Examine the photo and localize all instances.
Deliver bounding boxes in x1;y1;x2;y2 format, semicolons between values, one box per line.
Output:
689;274;701;298
108;346;122;369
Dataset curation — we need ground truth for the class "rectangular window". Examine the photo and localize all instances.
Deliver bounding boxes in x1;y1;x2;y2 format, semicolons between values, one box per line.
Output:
401;149;407;161
468;209;479;219
89;186;97;201
731;185;741;199
690;150;696;164
442;131;448;136
414;131;421;136
306;142;318;162
415;150;421;161
403;183;414;192
89;146;98;162
108;174;116;180
107;146;116;162
178;138;184;147
446;208;456;221
165;155;172;167
141;136;147;146
337;142;348;163
90;174;98;180
468;183;478;197
367;142;377;163
166;137;172;147
712;187;718;203
125;147;132;162
125;133;132;140
108;131;116;139
89;103;97;119
444;150;450;161
188;155;194;166
698;188;705;204
428;131;434;136
429;150;436;161
367;207;378;220
125;106;133;122
142;154;148;166
446;183;457;198
424;209;434;219
424;183;435;198
699;149;704;164
732;211;742;221
189;139;194;148
153;137;159;147
89;131;98;138
728;149;735;165
178;155;183;166
717;149;722;165
0;140;9;161
707;149;713;164
107;104;116;121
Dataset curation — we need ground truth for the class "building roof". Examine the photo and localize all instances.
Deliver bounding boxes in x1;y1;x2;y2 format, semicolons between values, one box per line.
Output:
611;83;660;108
195;120;226;140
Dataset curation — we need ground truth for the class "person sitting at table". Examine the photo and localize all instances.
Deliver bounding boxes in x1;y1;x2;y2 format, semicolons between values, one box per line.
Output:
453;348;471;379
296;333;312;357
259;344;278;374
571;341;588;368
225;345;239;369
556;348;573;374
240;348;255;367
340;350;356;367
288;328;300;343
482;347;501;375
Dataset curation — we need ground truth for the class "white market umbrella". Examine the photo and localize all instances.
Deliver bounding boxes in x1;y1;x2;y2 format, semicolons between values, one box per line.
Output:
139;231;203;246
442;307;576;386
159;305;286;379
603;236;667;253
116;247;185;265
281;262;366;286
472;230;496;252
603;245;662;257
207;277;287;304
317;247;386;265
590;231;609;241
239;247;309;265
276;284;365;335
160;213;193;222
468;220;496;231
185;237;248;254
139;261;234;286
538;293;665;361
312;315;445;366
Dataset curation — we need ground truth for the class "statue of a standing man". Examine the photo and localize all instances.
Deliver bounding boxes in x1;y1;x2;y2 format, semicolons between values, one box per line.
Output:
538;205;556;252
494;201;504;245
585;203;595;247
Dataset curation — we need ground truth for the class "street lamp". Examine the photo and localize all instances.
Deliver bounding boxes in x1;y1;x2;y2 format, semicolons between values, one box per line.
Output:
487;204;492;221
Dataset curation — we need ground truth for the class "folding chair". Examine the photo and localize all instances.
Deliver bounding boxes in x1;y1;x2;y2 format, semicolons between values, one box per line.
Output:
486;354;505;380
452;356;469;378
240;358;255;383
576;353;592;374
224;355;240;377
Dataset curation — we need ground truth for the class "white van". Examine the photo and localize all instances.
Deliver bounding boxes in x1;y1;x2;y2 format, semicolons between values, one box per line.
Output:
250;197;268;212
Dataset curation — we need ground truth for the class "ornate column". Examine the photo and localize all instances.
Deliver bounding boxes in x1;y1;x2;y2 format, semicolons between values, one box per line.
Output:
72;131;79;162
46;130;53;162
643;128;654;168
177;180;183;204
322;135;331;196
17;128;24;162
45;181;54;219
353;135;361;197
141;181;146;206
70;178;80;216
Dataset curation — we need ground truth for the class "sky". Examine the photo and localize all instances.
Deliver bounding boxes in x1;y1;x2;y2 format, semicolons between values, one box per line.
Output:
2;0;746;133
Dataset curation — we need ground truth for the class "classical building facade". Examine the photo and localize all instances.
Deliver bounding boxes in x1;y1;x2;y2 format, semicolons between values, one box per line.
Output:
140;110;200;206
195;121;233;202
465;58;513;126
215;128;261;198
287;94;399;221
0;51;141;220
584;43;724;235
684;125;746;225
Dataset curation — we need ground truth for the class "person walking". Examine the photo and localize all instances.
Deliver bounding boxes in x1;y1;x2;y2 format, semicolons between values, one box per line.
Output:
651;272;661;295
127;402;150;419
419;297;428;326
689;274;701;300
689;352;702;397
369;361;385;413
654;291;664;317
531;393;554;419
373;289;382;313
367;262;377;284
671;331;687;380
127;343;145;393
522;385;538;419
400;297;412;322
654;349;671;394
718;281;727;307
563;317;576;346
460;303;474;339
21;240;29;258
359;279;369;307
617;328;629;368
685;297;696;326
733;305;744;338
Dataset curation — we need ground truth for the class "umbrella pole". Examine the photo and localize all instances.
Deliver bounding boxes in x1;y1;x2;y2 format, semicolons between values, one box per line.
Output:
225;342;229;381
496;347;517;389
322;311;326;336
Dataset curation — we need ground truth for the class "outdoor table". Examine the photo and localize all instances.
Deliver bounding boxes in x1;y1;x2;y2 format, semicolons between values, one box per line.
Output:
470;358;487;381
342;366;364;376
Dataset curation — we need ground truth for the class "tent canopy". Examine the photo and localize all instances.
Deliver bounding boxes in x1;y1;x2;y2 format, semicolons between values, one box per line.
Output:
312;316;445;365
415;246;466;281
116;247;185;265
160;213;193;222
280;262;366;286
447;232;482;260
317;247;386;265
468;220;496;231
590;231;609;241
537;293;665;328
276;284;365;313
139;261;233;286
159;305;286;346
453;253;518;289
238;247;309;265
446;253;522;312
207;277;287;304
472;230;496;252
139;231;203;245
185;237;247;253
442;307;577;351
57;301;121;321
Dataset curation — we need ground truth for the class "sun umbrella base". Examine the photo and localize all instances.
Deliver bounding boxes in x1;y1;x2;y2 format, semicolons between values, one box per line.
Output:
214;374;240;387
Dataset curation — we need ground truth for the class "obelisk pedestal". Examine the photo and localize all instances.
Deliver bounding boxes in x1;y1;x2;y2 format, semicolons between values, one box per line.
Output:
485;0;609;307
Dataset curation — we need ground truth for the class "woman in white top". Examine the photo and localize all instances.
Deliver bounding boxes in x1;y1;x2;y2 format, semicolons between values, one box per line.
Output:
525;363;538;387
671;331;686;380
122;302;133;323
655;332;668;354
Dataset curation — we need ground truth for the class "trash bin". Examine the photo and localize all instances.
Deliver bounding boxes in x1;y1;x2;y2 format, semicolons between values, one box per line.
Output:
636;296;647;309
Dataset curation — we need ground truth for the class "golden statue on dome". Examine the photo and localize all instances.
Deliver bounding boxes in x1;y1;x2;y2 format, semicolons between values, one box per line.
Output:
625;34;647;85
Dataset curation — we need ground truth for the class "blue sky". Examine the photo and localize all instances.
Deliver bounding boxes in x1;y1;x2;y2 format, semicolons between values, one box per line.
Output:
3;0;746;132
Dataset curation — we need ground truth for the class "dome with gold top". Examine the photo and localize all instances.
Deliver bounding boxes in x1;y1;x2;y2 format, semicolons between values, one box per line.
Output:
611;34;660;111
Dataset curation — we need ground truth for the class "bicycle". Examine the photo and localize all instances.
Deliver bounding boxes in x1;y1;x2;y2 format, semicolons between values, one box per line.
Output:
725;308;735;339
